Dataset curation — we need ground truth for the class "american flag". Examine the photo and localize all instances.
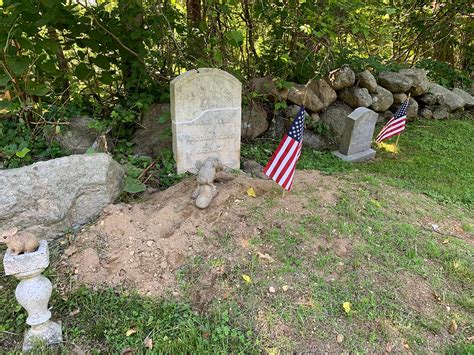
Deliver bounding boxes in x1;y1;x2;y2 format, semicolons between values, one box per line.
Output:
376;99;409;143
263;106;305;191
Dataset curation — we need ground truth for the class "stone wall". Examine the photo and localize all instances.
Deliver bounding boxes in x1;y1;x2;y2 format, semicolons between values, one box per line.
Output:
245;66;474;148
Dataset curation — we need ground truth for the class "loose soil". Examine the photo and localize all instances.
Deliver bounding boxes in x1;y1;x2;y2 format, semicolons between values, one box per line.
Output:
66;171;340;297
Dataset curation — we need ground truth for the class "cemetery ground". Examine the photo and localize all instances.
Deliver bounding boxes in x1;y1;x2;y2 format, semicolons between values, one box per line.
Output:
1;118;473;353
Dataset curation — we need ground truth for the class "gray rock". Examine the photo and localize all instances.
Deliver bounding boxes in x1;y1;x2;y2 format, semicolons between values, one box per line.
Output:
452;88;474;109
0;154;124;240
303;130;332;150
320;101;353;144
249;76;279;97
269;105;309;138
428;84;465;111
338;87;372;108
287;83;324;112
307;79;337;108
407;98;419;119
132;103;171;157
378;72;413;93
419;107;433;119
55;116;98;154
242;103;269;140
327;65;355;90
399;68;430;96
370;85;394;112
433;107;450;120
242;160;269;180
393;93;408;104
418;93;437;107
356;70;378;93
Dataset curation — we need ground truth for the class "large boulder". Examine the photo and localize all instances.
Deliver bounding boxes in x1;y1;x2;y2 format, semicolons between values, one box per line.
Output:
55;116;98;154
320;101;353;143
327;65;355;90
287;83;324;112
378;72;413;93
370;85;394;112
356;70;378;93
452;88;474;109
132;103;172;157
399;68;430;96
307;79;337;109
428;84;465;111
241;103;269;140
338;87;372;108
0;154;124;240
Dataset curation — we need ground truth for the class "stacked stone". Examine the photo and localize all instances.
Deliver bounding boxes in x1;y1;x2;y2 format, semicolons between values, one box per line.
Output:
245;65;473;149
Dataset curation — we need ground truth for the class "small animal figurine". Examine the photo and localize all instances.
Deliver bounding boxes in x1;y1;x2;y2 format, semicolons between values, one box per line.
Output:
191;157;224;209
0;227;39;255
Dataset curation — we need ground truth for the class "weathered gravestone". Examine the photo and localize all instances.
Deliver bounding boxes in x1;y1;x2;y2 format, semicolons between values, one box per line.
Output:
332;107;378;162
171;68;242;174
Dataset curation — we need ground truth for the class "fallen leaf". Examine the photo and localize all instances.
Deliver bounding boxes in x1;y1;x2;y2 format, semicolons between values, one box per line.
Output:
385;343;393;353
257;251;275;263
431;224;439;231
143;336;153;350
247;187;256;198
269;286;276;293
453;261;460;269
342;301;351;314
336;334;344;343
126;328;137;337
370;199;382;208
265;348;278;355
404;343;410;350
121;349;134;355
242;274;252;283
282;285;289;291
442;239;449;244
69;308;80;317
448;319;457;334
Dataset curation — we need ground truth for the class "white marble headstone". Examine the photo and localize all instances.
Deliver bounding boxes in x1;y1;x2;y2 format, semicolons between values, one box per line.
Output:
171;68;242;174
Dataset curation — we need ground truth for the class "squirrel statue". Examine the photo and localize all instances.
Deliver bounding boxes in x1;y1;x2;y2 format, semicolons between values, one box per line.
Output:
0;227;39;255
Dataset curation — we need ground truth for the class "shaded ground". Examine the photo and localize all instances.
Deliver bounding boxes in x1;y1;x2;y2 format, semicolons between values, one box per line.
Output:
61;170;473;353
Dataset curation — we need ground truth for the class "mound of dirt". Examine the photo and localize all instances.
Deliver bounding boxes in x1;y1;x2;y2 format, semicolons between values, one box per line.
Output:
64;171;340;296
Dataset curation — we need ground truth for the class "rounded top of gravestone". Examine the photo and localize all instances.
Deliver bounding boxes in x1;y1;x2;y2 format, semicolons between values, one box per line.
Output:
171;68;241;88
348;107;378;121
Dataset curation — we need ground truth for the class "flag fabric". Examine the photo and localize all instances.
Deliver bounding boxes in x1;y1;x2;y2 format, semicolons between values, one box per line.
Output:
263;106;305;191
376;99;409;143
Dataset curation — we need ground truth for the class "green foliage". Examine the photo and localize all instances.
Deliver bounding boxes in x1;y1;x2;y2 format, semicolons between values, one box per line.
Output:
416;59;472;89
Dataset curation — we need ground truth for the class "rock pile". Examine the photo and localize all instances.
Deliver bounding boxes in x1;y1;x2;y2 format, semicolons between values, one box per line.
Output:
247;66;473;147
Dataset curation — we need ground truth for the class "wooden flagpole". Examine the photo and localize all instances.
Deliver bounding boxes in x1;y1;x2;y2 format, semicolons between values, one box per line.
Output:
394;92;410;154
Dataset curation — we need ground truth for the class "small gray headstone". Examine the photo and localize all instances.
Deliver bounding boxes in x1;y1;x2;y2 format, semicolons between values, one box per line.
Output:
171;68;242;174
332;107;378;162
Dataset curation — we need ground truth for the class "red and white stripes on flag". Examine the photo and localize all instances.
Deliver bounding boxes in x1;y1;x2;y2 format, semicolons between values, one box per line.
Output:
263;106;305;191
376;99;409;143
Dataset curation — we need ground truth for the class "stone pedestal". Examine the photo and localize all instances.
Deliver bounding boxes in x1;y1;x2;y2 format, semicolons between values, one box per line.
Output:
332;107;378;162
3;240;62;351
